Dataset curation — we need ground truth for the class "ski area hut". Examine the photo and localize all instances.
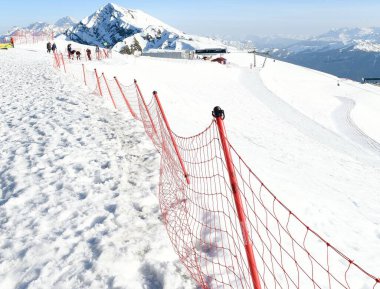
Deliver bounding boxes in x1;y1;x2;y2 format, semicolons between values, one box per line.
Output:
362;77;380;85
195;48;227;55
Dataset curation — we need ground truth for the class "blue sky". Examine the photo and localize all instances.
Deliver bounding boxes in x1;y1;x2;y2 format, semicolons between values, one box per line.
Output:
1;0;380;38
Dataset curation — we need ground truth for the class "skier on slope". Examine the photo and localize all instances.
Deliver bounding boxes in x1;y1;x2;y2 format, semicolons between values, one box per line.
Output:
52;43;57;53
10;37;14;48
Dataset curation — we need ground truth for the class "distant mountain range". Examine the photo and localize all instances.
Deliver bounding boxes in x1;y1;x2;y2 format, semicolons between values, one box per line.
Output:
243;28;380;82
4;16;77;37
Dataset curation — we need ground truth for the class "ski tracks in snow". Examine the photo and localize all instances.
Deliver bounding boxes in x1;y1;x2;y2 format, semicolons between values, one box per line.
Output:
240;68;380;165
333;96;380;154
0;50;194;288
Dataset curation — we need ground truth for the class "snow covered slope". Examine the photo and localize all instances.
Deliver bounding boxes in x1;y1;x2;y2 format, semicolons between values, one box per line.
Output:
66;3;226;51
0;48;193;289
62;46;379;275
1;39;380;288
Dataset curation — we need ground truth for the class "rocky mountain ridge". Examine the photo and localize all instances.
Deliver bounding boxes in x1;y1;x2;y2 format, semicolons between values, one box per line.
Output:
65;3;226;52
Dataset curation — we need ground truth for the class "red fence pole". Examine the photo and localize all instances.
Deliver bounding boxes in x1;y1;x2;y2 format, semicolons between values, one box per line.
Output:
134;79;158;135
53;52;60;68
153;91;190;184
94;69;103;96
212;106;262;289
102;73;117;109
82;64;87;86
60;53;66;73
114;77;137;118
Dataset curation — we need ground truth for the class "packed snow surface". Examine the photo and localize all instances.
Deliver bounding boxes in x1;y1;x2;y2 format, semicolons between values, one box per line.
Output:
1;40;380;288
0;48;193;289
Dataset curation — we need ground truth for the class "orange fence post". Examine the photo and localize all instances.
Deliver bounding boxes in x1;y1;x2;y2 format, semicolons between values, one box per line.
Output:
82;64;87;86
94;69;103;96
212;106;262;289
60;53;66;73
134;79;158;135
102;73;117;109
153;91;190;184
114;77;137;118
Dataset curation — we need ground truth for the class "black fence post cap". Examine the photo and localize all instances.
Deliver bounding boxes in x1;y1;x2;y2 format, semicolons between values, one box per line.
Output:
212;106;225;119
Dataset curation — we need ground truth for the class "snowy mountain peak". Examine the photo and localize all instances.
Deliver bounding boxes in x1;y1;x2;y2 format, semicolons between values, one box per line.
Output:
354;40;380;52
103;2;124;11
311;27;380;44
26;22;52;32
66;3;225;51
55;16;78;28
79;2;180;34
66;3;147;46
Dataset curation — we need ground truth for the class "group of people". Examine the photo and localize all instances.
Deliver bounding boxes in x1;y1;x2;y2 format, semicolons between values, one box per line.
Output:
67;43;101;61
67;43;80;60
46;41;57;53
47;42;104;61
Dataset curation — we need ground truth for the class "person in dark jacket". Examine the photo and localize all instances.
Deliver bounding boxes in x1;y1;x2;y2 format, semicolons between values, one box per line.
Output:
67;43;72;58
47;42;52;53
52;43;57;52
75;50;81;60
86;48;92;61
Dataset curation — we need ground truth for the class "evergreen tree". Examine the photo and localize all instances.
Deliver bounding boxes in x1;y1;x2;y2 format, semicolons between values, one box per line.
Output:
131;37;142;53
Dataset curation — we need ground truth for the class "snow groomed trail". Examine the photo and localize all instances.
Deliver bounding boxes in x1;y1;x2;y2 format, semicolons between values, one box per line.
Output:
52;45;380;289
0;49;194;289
